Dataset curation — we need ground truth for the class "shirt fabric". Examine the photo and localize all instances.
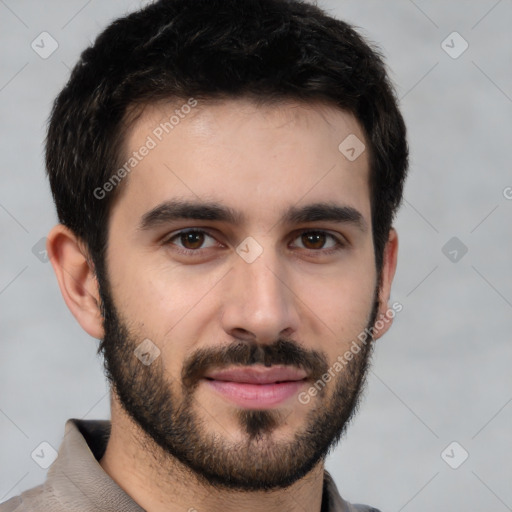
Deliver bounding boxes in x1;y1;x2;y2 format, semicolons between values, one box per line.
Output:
1;419;380;512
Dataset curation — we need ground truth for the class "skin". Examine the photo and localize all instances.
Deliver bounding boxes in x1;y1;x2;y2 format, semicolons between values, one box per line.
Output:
47;98;398;512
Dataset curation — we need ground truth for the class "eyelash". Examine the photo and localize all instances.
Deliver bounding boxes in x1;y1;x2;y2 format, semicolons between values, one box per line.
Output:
162;228;346;257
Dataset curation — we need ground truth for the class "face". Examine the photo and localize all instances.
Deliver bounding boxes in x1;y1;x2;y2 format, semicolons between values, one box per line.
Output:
98;98;382;491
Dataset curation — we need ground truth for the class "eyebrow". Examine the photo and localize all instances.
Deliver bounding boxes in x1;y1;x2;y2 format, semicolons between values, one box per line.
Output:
282;203;367;232
138;199;367;233
138;200;243;230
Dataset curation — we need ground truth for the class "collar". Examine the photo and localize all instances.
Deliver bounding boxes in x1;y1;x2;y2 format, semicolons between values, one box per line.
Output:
45;418;356;512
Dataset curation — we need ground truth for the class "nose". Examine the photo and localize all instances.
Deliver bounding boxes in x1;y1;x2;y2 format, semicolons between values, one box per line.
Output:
220;250;300;344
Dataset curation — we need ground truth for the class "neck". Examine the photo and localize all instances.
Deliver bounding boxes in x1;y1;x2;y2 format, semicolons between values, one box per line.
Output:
99;398;326;512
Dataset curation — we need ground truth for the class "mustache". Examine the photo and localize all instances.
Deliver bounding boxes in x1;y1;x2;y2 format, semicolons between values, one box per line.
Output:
181;338;329;390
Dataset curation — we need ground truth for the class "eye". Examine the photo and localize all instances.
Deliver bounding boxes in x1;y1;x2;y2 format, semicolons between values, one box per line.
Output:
162;228;345;258
291;230;344;251
164;229;219;252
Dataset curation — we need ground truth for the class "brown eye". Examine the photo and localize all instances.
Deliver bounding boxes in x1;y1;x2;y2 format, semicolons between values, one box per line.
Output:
180;231;205;249
292;230;342;252
301;232;327;249
165;229;218;251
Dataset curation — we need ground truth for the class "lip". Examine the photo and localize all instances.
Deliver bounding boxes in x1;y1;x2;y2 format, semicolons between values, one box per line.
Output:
204;365;308;384
203;365;308;409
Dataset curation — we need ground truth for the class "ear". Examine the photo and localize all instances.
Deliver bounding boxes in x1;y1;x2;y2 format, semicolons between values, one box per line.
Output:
373;228;399;340
46;224;105;339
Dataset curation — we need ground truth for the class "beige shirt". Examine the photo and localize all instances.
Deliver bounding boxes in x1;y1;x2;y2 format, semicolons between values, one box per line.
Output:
0;419;378;512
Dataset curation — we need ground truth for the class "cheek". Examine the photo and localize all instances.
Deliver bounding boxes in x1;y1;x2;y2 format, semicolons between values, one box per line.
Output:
110;256;226;361
108;235;210;314
292;262;376;353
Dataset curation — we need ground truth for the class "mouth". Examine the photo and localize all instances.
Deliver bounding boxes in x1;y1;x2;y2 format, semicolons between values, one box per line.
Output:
202;365;309;409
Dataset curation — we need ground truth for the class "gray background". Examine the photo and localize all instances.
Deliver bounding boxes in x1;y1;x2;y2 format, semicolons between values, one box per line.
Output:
1;1;511;510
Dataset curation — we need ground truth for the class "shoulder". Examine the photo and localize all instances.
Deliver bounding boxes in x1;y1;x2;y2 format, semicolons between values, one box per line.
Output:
0;495;22;512
0;487;37;512
0;484;63;512
323;470;381;512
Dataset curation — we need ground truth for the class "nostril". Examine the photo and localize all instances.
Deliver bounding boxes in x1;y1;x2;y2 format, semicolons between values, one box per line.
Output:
228;328;256;343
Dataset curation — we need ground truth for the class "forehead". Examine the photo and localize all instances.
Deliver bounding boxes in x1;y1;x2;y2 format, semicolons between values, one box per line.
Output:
113;98;371;227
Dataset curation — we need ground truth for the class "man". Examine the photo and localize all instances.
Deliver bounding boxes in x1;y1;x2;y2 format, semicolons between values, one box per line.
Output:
1;0;408;510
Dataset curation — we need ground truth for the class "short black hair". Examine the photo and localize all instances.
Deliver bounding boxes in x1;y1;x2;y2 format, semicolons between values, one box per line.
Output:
46;0;408;282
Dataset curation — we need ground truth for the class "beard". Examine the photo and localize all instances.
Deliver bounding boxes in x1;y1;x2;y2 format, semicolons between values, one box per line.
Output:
96;271;380;492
